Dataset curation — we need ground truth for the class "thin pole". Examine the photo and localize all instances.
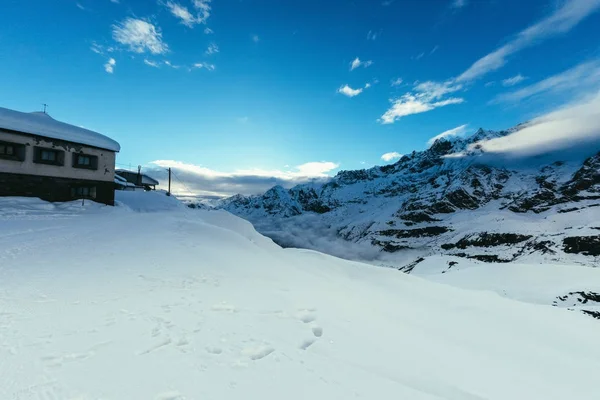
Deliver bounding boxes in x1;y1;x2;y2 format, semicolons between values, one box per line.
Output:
167;168;171;196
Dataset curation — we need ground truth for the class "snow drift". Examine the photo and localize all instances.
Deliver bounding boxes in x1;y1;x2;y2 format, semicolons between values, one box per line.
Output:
1;191;600;399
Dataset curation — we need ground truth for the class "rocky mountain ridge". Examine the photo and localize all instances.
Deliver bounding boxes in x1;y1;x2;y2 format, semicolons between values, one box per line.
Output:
218;128;600;268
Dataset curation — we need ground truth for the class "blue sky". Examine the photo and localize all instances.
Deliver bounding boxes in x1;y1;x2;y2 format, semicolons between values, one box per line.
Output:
1;0;600;196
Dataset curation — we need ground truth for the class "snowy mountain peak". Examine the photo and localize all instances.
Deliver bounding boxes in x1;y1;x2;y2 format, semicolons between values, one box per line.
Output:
219;124;600;267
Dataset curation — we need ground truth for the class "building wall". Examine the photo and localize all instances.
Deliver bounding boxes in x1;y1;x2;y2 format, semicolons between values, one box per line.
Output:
0;172;115;205
0;129;116;182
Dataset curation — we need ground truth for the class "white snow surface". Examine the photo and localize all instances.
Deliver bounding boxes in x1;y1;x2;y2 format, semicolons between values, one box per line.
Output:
1;192;600;399
0;107;120;152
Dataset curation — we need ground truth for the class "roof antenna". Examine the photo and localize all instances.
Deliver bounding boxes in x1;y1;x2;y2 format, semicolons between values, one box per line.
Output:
42;103;48;114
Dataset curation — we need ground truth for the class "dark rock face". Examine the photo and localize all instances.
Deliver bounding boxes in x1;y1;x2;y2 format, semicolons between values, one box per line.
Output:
563;236;600;256
442;233;533;250
510;151;600;213
379;226;451;238
398;257;425;273
397;212;441;223
219;131;600;264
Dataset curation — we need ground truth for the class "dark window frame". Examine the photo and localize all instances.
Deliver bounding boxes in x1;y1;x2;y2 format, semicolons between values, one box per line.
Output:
33;147;65;166
0;140;26;161
70;185;97;199
72;153;99;170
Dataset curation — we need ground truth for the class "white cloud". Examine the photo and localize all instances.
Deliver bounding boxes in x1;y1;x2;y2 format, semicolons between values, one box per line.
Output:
350;57;373;71
164;60;180;69
338;85;363;97
502;74;527;87
466;91;600;156
104;58;116;74
109;0;119;3
381;152;403;162
193;62;216;71
430;45;439;55
391;78;403;86
456;0;600;82
204;27;213;34
364;83;371;89
165;1;196;27
427;124;469;146
484;81;496;87
193;0;212;24
380;80;464;123
147;160;340;197
493;60;600;103
144;59;159;68
451;0;468;8
205;42;219;55
414;52;425;60
367;30;381;40
252;35;260;43
112;18;168;54
76;3;85;10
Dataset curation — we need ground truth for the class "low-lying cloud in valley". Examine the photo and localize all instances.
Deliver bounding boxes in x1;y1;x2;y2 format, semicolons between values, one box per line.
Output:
144;160;340;199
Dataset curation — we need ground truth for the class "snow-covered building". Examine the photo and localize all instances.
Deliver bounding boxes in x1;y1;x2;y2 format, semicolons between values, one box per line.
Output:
116;169;159;191
0;106;120;205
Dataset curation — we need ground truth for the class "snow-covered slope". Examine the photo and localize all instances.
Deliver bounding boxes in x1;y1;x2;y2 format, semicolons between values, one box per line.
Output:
219;128;600;268
2;192;600;399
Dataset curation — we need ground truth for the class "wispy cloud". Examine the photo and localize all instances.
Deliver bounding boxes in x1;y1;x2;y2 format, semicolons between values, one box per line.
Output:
165;1;196;27
502;74;527;87
493;59;600;103
350;57;373;71
193;0;212;24
144;59;159;68
252;35;260;43
456;0;600;82
338;84;363;97
413;52;425;60
109;0;119;3
381;152;403;162
430;45;440;55
451;0;468;9
76;3;86;10
162;0;211;27
193;62;216;71
205;42;219;55
104;58;116;74
427;124;469;146
467;91;600;156
391;78;403;87
204;27;213;34
164;60;180;69
147;160;340;197
382;0;395;5
112;18;168;54
380;80;464;123
484;81;496;87
367;29;382;41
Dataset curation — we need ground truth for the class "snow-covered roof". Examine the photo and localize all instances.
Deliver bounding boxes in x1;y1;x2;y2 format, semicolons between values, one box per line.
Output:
0;107;120;152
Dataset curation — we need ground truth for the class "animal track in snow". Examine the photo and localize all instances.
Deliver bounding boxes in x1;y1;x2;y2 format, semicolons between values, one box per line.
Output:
139;337;172;355
296;310;316;323
155;391;185;400
211;302;237;313
311;325;323;337
205;346;223;355
299;338;316;350
241;345;274;360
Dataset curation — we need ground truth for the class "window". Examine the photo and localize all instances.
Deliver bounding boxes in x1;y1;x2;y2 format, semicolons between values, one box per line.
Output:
70;186;97;199
72;153;98;170
41;150;56;162
0;141;25;161
34;147;64;166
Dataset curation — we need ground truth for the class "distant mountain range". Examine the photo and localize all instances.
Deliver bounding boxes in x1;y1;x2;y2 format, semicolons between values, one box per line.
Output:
218;127;600;269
